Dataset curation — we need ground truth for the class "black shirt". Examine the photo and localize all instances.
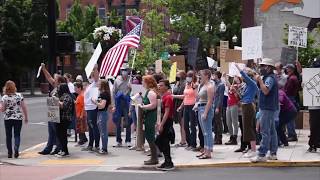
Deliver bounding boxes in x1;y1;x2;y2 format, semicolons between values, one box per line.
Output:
98;92;111;111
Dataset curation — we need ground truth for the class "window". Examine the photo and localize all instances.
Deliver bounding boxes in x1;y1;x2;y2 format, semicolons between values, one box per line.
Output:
98;7;106;20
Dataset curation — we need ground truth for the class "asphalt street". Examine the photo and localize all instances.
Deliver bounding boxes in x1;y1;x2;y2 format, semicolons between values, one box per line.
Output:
65;167;320;180
0;97;48;158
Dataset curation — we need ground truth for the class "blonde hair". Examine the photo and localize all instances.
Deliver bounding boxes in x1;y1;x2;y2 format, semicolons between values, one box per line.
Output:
4;80;17;95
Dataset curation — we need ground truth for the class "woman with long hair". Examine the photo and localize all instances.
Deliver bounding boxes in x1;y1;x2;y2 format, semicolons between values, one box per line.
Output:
93;80;111;155
196;69;215;159
1;80;28;158
55;83;74;158
139;75;159;165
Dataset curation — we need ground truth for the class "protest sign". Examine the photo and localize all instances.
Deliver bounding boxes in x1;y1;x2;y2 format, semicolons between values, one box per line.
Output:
131;84;146;98
195;56;209;71
155;59;162;73
229;62;246;77
302;68;320;106
47;97;60;123
85;43;102;78
220;41;229;62
225;49;242;63
187;37;199;67
169;62;177;83
281;47;297;65
242;26;263;60
170;55;185;71
288;26;307;48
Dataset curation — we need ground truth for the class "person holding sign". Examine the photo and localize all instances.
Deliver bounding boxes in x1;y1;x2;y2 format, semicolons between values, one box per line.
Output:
139;75;159;165
1;81;28;158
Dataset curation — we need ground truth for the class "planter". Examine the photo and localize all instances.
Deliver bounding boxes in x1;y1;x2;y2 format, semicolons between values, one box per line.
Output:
40;83;49;94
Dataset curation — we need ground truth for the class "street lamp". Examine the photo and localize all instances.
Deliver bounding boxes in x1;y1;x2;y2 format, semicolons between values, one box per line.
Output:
205;23;212;32
219;21;226;32
232;35;238;43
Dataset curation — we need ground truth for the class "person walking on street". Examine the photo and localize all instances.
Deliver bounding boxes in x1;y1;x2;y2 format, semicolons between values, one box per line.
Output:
113;64;132;148
140;75;159;165
1;81;28;158
82;65;100;152
251;58;279;163
74;82;88;146
55;84;74;158
234;64;258;156
212;71;225;145
156;80;175;171
93;80;112;155
196;69;215;159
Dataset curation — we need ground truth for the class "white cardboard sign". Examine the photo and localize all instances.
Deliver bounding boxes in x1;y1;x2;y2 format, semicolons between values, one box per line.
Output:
85;43;102;79
229;62;246;77
288;26;307;48
242;26;263;60
302;68;320;106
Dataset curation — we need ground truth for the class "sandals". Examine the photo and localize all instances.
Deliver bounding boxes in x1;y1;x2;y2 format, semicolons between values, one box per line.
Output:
196;153;205;158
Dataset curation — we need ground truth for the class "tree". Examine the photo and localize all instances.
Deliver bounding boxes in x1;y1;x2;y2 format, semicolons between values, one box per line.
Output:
131;0;180;75
0;0;47;90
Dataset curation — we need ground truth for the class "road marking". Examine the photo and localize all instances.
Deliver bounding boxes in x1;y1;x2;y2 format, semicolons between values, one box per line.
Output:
29;122;47;126
40;159;104;165
21;142;46;153
20;151;41;158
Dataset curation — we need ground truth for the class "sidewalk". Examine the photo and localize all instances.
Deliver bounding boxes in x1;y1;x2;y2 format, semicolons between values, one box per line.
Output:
1;126;319;169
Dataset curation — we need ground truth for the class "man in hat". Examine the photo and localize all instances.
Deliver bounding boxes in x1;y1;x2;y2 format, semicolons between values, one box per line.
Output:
284;64;300;142
113;63;132;148
251;58;279;162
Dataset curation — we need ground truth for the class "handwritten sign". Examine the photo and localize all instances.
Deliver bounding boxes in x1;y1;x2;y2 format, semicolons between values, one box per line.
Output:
242;26;263;60
155;59;162;73
302;68;320;106
288;26;307;48
281;47;297;65
220;41;229;62
47;97;60;123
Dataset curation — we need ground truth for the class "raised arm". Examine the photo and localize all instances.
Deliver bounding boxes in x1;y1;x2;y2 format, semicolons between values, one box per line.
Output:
41;63;55;87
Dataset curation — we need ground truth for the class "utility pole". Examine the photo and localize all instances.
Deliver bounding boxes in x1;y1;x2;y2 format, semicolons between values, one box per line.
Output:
48;0;56;76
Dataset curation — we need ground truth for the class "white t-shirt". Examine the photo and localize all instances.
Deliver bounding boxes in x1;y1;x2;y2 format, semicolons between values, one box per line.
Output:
84;81;99;111
68;82;75;94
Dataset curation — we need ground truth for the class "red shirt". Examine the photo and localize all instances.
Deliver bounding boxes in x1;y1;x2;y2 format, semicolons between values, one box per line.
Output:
227;85;239;106
162;92;174;119
284;74;299;97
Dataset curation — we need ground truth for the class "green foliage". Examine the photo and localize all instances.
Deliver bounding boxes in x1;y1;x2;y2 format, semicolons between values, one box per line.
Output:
131;0;180;76
77;39;92;70
57;0;102;42
283;25;320;67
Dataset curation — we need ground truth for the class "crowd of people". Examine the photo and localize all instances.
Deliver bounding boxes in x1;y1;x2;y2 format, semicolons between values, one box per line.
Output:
1;57;320;170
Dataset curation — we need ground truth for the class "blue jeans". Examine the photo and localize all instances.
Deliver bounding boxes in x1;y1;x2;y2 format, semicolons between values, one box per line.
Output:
130;105;137;127
258;110;278;156
114;98;131;143
97;111;109;151
198;105;214;151
87;109;100;148
184;105;197;148
278;110;297;145
43;121;61;152
287;96;298;138
4;120;22;154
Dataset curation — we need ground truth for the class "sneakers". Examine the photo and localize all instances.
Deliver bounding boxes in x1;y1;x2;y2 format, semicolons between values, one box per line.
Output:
81;146;93;151
307;147;317;153
91;147;100;153
267;154;278;160
243;150;257;158
250;155;267;163
287;136;298;142
97;149;108;155
144;159;159;165
156;162;175;171
125;142;132;148
55;151;70;158
113;142;123;148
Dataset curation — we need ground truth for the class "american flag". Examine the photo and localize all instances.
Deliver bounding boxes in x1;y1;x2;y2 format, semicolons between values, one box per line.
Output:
126;16;142;33
99;21;143;77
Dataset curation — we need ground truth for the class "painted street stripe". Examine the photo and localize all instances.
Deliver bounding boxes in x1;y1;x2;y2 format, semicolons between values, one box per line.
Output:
40;159;104;165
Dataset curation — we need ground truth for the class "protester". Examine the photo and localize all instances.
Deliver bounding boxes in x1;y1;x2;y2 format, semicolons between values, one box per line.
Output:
55;83;74;158
93;79;111;155
172;71;187;147
156;80;175;170
307;59;320;153
251;58;279;162
64;73;76;137
212;71;225;145
196;69;215;159
277;85;297;147
1;81;28;158
82;65;100;152
234;64;258;156
38;63;66;155
64;73;75;94
275;63;287;88
175;71;198;150
225;75;241;145
284;64;300;142
140;75;159;165
113;64;132;148
74;82;88;146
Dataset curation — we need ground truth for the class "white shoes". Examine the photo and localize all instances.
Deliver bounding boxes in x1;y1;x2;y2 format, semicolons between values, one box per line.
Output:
250;156;267;163
267;154;278;160
243;150;257;158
